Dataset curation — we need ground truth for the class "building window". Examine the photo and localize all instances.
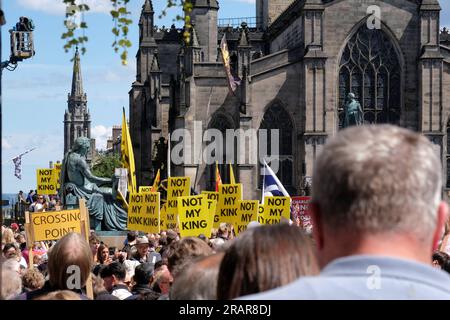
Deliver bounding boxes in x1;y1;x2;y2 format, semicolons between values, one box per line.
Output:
207;113;235;190
259;103;294;194
338;26;401;128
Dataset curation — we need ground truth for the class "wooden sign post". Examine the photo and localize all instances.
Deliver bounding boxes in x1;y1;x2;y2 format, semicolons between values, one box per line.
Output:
25;199;93;299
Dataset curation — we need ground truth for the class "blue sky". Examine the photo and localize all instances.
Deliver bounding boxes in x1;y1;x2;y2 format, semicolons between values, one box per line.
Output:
2;0;450;194
1;0;255;194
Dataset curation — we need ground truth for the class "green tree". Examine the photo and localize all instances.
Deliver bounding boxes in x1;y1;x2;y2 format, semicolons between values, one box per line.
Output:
91;153;122;178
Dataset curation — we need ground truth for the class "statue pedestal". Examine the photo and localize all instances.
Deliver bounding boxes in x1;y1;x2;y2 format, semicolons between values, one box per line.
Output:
95;231;128;249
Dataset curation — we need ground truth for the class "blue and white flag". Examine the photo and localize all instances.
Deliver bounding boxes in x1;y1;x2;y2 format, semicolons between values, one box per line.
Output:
12;147;36;180
261;160;290;204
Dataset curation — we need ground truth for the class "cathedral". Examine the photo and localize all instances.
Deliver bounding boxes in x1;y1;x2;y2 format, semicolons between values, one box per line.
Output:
63;48;95;163
129;0;450;200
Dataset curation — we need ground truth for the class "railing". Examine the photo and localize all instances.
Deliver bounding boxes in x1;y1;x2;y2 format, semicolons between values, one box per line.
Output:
218;17;261;29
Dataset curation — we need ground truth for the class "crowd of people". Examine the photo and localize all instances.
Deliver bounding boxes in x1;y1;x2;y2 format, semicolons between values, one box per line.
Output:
2;125;450;300
16;190;62;213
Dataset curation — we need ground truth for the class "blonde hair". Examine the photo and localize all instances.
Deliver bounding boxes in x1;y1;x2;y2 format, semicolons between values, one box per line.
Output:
1;269;22;300
22;268;45;291
34;290;81;300
2;228;15;245
47;233;92;290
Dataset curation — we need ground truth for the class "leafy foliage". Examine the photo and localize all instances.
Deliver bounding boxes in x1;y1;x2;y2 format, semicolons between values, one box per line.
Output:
91;153;121;178
60;0;191;65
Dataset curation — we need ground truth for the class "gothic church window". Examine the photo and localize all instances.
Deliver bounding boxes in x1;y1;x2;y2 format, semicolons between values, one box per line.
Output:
338;26;401;128
259;103;294;194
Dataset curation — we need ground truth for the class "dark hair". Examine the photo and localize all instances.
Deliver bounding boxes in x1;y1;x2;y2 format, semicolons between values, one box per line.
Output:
100;262;126;281
217;224;319;300
171;253;224;300
96;243;109;264
167;237;212;278
432;250;449;267
443;259;450;274
154;260;165;271
2;243;17;255
89;233;100;245
127;231;138;242
133;263;154;285
135;291;161;300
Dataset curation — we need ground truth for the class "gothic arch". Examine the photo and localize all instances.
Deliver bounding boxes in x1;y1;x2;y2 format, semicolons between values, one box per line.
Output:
336;19;404;128
258;101;295;193
206;110;236;189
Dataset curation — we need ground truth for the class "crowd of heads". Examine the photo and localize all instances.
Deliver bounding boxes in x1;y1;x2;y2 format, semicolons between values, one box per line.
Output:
2;125;450;300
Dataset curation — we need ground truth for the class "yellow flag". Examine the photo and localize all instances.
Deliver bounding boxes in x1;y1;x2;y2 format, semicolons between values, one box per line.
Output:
121;108;136;194
229;164;236;184
151;169;161;192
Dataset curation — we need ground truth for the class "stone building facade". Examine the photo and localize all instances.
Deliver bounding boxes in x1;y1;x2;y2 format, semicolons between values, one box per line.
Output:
130;0;450;199
64;48;95;163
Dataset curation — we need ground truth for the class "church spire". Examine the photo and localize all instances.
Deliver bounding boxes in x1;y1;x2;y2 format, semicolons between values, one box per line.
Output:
143;0;153;13
71;47;84;98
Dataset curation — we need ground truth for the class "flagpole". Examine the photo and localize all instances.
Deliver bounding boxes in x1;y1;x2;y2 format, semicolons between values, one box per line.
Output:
167;133;171;178
261;159;266;204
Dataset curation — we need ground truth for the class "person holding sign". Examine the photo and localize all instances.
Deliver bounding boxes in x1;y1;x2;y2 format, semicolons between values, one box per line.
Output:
59;137;127;231
244;125;450;300
14;233;92;300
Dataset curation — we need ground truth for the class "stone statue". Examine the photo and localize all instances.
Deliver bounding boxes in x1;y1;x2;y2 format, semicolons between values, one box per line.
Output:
343;93;364;128
59;137;127;231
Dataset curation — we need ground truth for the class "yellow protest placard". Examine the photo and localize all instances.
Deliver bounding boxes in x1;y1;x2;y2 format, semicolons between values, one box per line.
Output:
201;191;220;229
36;168;58;195
217;184;242;227
53;163;62;190
205;198;217;237
235;200;259;235
29;210;82;241
139;186;153;193
261;196;291;225
160;203;167;231
127;192;160;234
177;195;212;237
166;177;191;230
258;204;265;224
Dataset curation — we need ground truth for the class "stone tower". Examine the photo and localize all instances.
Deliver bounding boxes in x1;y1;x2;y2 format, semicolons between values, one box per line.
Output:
129;0;160;187
64;47;95;163
256;0;295;29
190;0;219;62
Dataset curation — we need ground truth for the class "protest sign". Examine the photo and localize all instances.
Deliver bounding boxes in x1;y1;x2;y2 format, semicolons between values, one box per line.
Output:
201;191;220;229
127;192;160;234
206;198;217;236
160;203;167;230
139;186;153;193
53;163;62;189
291;196;313;233
166;177;191;230
217;184;242;227
235;200;259;235
258;204;265;224
260;196;291;225
115;168;128;199
178;195;212;237
36;168;58;195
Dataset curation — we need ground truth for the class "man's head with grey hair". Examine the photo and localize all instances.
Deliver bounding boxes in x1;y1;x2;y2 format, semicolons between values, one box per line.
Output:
311;125;448;267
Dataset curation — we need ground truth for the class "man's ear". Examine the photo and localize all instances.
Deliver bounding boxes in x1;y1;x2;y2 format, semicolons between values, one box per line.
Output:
310;202;324;251
432;201;449;251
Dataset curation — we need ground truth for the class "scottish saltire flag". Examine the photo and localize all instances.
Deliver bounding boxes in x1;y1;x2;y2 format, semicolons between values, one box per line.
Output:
262;160;290;204
12;147;36;180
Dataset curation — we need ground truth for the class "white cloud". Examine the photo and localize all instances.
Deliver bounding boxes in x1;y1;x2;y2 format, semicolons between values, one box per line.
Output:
2;138;12;149
91;125;112;151
17;0;113;16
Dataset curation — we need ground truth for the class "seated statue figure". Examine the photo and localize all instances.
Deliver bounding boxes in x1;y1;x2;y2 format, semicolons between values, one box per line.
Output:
59;137;127;231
